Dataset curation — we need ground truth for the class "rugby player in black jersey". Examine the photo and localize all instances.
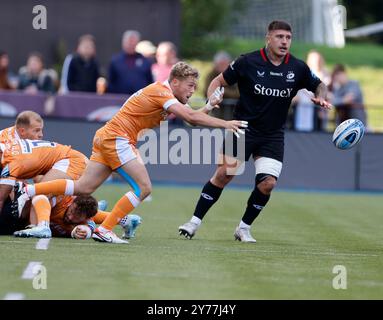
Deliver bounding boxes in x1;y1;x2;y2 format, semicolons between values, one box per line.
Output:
179;20;332;242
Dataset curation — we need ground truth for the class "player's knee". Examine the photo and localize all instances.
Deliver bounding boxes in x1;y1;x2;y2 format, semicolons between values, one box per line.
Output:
213;168;234;187
138;182;152;200
257;176;277;195
31;195;49;205
133;181;152;200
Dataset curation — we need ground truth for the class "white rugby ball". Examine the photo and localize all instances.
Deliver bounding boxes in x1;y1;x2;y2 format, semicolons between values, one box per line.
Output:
332;118;365;150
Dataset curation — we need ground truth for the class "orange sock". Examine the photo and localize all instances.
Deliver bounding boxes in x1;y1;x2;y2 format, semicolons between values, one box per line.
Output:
27;179;74;196
32;195;51;224
93;210;109;224
101;191;140;230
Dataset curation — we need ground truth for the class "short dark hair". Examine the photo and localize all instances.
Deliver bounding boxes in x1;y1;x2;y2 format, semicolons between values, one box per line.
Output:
73;195;98;219
333;64;346;74
268;20;292;33
28;51;44;63
78;34;96;46
15;111;43;128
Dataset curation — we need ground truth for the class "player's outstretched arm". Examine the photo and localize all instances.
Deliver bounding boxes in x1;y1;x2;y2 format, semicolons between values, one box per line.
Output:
197;73;229;114
198;87;225;114
207;73;228;98
167;103;247;138
311;82;332;109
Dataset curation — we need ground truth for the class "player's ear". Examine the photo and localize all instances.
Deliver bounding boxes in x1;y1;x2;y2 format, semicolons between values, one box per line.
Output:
265;33;270;45
18;127;26;137
171;78;180;89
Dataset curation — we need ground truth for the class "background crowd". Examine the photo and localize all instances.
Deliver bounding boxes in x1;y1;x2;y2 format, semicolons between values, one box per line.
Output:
0;29;367;131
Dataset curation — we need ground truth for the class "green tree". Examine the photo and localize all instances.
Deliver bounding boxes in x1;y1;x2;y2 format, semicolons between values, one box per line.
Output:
341;0;383;43
181;0;248;57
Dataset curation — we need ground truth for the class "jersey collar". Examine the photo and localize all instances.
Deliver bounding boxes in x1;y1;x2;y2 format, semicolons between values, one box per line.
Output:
260;47;290;64
162;80;171;90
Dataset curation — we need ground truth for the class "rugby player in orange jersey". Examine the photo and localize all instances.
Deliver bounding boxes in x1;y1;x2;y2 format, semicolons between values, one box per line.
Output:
0;111;44;234
17;194;142;239
0;110;44;143
0;139;88;237
22;61;248;244
27;194;99;239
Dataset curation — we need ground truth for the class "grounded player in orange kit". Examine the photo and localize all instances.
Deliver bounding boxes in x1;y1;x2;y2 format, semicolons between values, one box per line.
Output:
0;139;88;237
21;61;248;244
29;194;99;239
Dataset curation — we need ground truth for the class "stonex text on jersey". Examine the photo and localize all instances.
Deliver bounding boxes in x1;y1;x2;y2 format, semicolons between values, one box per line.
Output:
222;48;322;132
254;84;293;98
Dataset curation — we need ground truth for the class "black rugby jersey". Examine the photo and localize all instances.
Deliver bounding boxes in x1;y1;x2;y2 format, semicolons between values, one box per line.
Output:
223;48;322;133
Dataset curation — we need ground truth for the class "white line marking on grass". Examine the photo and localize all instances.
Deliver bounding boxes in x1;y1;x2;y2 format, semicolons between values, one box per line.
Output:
0;240;30;245
3;292;25;300
21;261;42;279
35;238;50;250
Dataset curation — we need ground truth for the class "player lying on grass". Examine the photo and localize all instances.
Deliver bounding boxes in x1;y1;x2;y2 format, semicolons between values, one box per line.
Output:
0;188;142;239
19;61;248;244
0;138;87;237
24;195;141;240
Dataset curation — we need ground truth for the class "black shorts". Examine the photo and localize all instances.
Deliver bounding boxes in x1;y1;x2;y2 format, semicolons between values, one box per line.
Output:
0;197;28;235
222;128;284;162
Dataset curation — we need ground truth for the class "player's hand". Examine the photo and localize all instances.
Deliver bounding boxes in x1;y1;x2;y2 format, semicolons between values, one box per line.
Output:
206;87;225;110
311;97;332;109
226;120;248;138
71;225;90;239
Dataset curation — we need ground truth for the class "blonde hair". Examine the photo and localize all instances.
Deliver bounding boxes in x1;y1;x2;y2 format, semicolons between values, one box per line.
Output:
169;61;199;82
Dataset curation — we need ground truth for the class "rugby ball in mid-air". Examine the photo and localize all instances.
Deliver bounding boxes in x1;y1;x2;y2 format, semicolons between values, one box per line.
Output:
332;118;365;150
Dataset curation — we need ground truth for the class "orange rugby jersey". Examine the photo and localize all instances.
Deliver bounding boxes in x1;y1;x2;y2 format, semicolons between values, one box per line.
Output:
49;196;76;237
0;126;19;143
0;139;72;184
104;81;179;144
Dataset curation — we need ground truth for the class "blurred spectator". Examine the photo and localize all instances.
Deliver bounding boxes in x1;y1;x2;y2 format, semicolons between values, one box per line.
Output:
152;41;178;82
61;34;100;93
136;40;157;62
96;77;107;95
18;52;57;94
108;30;153;94
204;51;239;120
60;53;73;94
293;50;331;131
0;51;16;90
330;64;367;126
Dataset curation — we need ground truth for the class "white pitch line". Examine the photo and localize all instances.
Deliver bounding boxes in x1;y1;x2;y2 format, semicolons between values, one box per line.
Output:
21;261;42;279
3;292;25;300
35;238;50;250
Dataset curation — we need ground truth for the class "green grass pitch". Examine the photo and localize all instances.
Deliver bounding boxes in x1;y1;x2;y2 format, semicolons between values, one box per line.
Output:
0;184;382;299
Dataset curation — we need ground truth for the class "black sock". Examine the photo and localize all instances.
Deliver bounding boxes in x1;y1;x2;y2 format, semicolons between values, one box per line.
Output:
242;187;270;225
193;181;223;220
